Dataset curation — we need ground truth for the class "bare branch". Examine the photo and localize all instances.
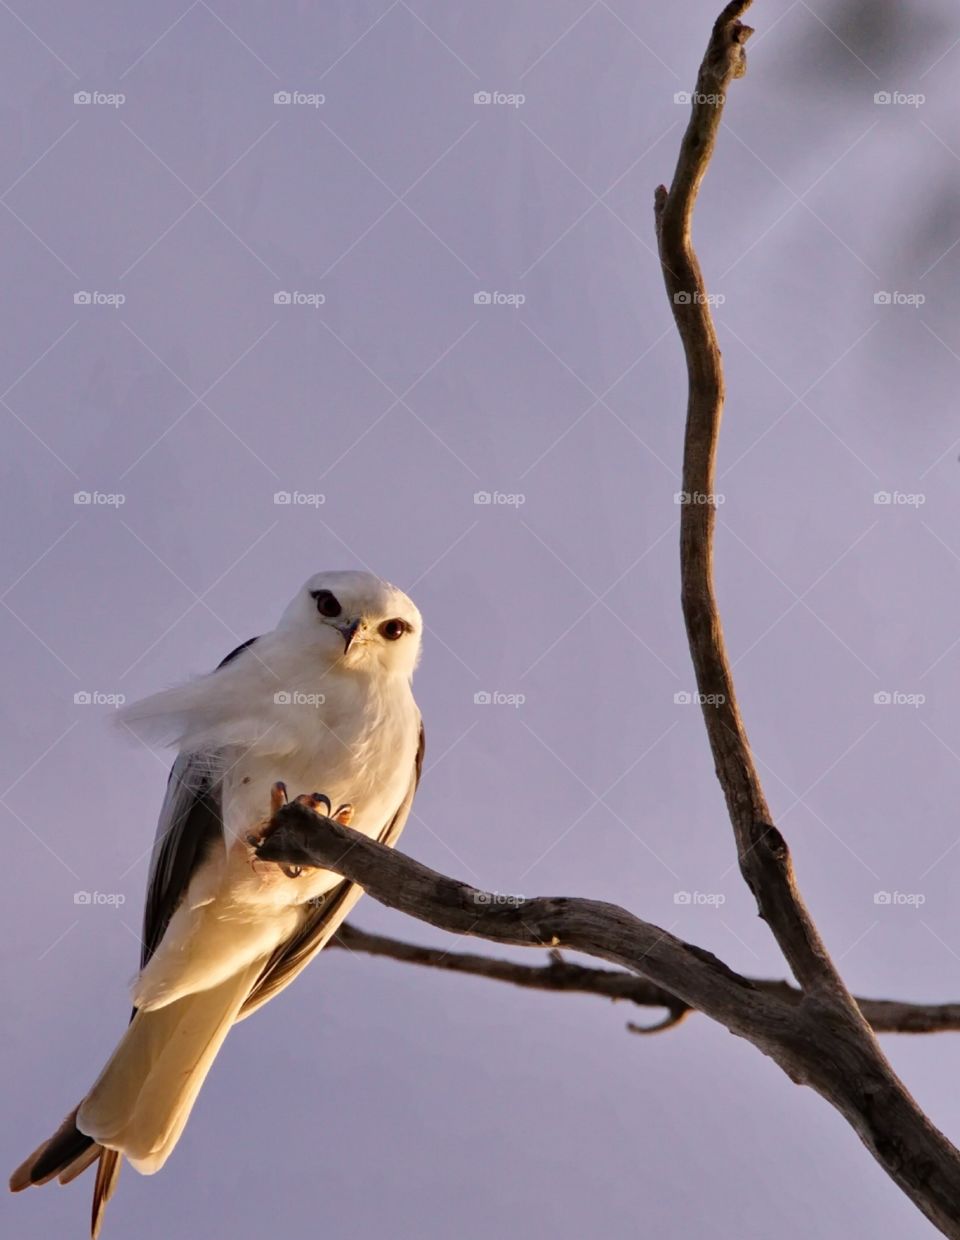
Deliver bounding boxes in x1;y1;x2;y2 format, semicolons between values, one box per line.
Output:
331;924;960;1036
655;0;843;999
332;924;689;1021
651;2;960;1233
258;806;794;1054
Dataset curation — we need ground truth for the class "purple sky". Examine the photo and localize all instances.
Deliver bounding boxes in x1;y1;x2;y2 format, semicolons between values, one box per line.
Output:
4;2;960;1236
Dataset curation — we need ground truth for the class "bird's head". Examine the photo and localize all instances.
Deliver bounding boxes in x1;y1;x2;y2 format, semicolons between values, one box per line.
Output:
278;570;422;677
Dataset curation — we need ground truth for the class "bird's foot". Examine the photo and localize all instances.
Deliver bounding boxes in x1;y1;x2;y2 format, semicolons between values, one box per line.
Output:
253;785;354;878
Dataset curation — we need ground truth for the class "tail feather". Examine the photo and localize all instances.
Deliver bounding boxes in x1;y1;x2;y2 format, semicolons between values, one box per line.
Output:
10;1106;94;1190
58;1145;101;1186
78;962;262;1174
91;1150;120;1239
11;962;263;1235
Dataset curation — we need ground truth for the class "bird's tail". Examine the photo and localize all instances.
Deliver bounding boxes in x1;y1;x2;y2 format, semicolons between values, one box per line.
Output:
9;962;262;1235
8;1110;118;1238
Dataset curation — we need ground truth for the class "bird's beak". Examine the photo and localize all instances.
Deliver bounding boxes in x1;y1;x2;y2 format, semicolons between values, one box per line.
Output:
337;619;362;652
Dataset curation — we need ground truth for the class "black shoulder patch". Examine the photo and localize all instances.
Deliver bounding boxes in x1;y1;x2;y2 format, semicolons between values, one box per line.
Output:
216;636;258;670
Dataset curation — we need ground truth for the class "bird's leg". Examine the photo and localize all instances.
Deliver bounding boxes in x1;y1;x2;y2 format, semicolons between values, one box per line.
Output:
244;782;290;848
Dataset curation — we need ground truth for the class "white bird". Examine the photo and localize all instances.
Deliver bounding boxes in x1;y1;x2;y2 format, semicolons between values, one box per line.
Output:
10;570;424;1237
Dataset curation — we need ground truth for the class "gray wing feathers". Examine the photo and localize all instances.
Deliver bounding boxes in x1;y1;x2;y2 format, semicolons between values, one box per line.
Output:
140;753;222;969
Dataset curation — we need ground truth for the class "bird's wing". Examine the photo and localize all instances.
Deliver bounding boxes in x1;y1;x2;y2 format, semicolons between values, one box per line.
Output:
140;637;258;968
238;720;425;1019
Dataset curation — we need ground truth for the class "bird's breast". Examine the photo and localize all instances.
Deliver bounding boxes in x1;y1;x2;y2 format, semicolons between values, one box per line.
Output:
221;672;418;847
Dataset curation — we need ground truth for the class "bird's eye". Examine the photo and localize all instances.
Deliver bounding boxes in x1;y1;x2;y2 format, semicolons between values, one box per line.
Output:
312;590;342;618
379;618;408;641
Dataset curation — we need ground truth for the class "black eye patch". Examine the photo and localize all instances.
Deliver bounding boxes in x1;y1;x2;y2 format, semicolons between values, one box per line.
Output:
311;589;342;618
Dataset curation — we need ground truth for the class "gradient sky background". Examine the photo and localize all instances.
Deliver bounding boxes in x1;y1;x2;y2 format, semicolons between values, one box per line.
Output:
4;1;960;1236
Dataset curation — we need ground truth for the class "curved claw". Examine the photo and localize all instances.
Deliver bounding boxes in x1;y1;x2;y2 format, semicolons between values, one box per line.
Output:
293;792;331;817
270;781;288;815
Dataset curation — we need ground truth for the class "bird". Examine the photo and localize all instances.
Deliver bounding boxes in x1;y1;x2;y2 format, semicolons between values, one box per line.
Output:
10;570;424;1237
